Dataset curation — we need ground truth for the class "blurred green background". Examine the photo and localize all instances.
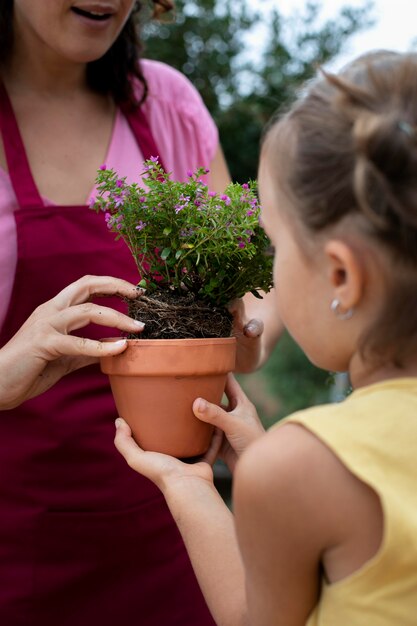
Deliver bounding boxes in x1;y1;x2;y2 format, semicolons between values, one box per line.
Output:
139;0;371;425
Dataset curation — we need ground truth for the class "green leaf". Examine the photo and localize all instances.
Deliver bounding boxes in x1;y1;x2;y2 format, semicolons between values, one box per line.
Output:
163;227;172;236
161;247;171;260
138;279;147;288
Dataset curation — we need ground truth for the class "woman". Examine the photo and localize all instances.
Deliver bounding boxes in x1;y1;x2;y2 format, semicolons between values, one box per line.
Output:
0;1;241;624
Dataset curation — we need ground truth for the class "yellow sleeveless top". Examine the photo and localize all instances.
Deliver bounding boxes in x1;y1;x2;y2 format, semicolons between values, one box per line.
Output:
281;378;417;626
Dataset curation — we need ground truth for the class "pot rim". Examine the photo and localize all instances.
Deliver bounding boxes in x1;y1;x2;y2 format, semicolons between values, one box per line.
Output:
102;337;237;346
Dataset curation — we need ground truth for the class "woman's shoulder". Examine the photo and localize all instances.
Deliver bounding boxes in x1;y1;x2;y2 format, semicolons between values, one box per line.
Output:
139;59;208;114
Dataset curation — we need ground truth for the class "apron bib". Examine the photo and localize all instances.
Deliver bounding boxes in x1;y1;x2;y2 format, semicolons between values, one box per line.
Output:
0;83;214;626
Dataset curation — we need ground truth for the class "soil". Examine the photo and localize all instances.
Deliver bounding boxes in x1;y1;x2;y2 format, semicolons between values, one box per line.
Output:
126;290;233;339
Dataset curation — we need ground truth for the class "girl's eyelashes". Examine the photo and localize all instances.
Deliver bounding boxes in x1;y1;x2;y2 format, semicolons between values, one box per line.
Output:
264;244;275;257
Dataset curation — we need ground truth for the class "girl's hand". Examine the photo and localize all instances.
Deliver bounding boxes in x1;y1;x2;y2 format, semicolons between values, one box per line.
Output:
114;417;223;493
193;374;265;472
0;275;144;409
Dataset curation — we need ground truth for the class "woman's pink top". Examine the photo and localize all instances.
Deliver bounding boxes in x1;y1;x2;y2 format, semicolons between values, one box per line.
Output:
0;59;218;328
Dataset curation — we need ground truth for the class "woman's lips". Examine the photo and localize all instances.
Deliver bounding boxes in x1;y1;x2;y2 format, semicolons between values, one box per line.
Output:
71;6;114;21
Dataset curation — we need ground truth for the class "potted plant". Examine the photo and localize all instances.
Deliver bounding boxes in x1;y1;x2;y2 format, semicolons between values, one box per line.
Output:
92;158;273;457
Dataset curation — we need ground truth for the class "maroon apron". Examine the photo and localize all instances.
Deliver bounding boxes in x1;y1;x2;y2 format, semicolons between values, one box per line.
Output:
0;84;215;626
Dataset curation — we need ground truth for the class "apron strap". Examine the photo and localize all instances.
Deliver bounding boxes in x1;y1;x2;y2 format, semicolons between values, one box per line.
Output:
0;82;44;208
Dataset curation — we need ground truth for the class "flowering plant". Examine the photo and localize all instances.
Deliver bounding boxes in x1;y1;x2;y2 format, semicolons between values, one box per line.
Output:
92;158;273;338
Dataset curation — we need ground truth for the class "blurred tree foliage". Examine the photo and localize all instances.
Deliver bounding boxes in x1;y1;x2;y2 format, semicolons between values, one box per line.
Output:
139;0;372;423
140;0;374;181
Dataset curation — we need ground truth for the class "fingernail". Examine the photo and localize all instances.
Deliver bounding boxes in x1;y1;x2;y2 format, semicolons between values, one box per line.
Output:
196;398;207;413
115;418;122;428
245;323;259;335
134;320;145;329
114;339;127;347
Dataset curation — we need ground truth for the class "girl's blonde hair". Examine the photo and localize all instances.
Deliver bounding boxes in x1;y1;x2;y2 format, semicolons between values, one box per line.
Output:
264;51;417;365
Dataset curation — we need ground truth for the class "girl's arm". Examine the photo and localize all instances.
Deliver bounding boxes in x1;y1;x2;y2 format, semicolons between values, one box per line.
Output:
115;418;248;626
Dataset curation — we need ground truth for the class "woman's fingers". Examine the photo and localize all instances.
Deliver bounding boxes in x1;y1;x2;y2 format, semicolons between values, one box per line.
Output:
242;318;264;338
41;333;130;358
53;302;144;334
51;275;141;310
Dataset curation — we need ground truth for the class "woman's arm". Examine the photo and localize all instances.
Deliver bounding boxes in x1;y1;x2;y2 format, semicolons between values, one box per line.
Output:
0;275;143;409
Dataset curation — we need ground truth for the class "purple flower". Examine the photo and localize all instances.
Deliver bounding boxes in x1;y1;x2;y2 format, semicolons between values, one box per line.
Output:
150;156;159;163
104;212;113;229
238;242;246;249
242;183;249;189
246;210;254;217
135;221;147;231
88;197;96;209
221;194;231;206
209;191;217;198
194;200;201;207
116;179;123;188
139;196;146;203
187;170;193;177
99;164;107;170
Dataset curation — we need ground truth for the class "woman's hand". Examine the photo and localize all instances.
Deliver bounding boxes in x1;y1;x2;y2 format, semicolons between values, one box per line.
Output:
229;297;264;373
0;275;144;409
229;290;283;373
193;374;265;472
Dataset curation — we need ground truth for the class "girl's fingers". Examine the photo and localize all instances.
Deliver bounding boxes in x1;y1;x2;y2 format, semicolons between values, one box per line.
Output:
203;428;224;466
193;397;234;430
224;373;249;406
51;275;141;310
114;418;145;472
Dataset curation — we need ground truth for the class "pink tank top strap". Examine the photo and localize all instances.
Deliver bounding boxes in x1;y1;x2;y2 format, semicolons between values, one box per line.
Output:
120;100;166;171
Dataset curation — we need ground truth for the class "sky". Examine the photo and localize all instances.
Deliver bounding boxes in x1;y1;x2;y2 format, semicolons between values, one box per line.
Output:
250;0;416;70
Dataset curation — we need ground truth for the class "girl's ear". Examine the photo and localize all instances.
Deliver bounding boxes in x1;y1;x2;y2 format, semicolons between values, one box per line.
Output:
324;240;365;309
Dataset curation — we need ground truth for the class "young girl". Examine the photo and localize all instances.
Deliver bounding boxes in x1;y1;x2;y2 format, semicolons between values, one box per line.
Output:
115;50;417;625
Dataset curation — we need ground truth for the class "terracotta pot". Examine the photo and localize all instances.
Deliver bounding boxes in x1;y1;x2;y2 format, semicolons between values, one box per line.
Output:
100;337;236;458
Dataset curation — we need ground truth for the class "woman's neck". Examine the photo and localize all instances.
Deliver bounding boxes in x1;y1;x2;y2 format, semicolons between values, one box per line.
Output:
1;42;88;97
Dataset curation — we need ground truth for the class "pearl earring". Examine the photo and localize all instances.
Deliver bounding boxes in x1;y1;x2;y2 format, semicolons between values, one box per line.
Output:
330;298;353;321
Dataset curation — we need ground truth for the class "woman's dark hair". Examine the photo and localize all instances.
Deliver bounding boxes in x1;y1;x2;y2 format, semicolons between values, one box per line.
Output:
264;51;417;366
0;0;174;107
